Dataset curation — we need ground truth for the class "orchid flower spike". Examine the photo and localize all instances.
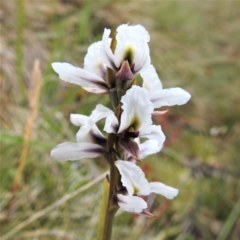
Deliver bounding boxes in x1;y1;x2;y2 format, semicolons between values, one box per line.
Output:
115;160;179;216
50;23;190;225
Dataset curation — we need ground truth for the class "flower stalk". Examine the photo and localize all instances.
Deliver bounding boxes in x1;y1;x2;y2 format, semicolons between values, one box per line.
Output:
101;163;119;240
98;139;121;240
50;23;191;239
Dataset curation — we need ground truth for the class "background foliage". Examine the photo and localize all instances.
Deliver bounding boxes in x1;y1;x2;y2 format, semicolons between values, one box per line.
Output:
1;1;240;239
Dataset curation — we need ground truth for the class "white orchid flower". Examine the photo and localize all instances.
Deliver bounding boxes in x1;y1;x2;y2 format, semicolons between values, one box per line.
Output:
141;65;191;109
118;85;153;134
50;105;113;162
104;86;155;159
52;41;109;94
70;95;162;160
51;24;152;95
115;160;178;215
102;24;151;75
103;85;154;136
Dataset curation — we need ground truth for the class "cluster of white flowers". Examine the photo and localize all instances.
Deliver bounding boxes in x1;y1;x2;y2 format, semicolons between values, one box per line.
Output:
51;24;191;216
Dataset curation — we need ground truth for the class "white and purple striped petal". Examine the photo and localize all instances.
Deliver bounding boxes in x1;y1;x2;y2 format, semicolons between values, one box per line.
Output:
52;62;108;93
50;142;105;162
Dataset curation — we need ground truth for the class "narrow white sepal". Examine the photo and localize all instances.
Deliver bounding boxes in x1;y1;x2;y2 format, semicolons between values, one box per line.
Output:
52;62;107;90
50;142;104;161
115;160;150;196
149;182;179;199
150;87;191;108
117;194;147;213
70;114;88;126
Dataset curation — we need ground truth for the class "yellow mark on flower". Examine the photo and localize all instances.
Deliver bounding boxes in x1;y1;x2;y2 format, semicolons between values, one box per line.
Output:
129;117;140;130
123;46;134;65
133;186;140;194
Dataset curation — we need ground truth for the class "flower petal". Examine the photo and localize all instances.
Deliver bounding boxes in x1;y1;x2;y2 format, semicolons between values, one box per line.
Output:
114;24;151;73
101;28;116;70
119;138;140;159
139;139;161;159
118;86;153;135
82;104;115;135
134;50;151;74
82;87;108;94
76;125;106;146
52;62;108;91
139;125;166;150
70;114;106;144
50;142;105;161
84;41;106;79
104;113;119;134
117;194;147;214
141;64;162;92
70;114;88;126
115;60;134;80
115;160;150;196
150;87;191;108
117;24;150;42
149;182;179;199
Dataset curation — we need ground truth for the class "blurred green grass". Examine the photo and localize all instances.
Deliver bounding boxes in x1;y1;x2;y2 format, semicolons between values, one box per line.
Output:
1;1;240;239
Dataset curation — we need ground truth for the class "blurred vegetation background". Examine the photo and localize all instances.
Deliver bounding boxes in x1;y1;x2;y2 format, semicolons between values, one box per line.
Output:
1;0;240;239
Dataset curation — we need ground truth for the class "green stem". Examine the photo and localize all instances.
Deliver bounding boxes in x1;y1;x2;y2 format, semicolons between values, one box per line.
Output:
102;207;118;240
97;154;119;240
97;178;110;240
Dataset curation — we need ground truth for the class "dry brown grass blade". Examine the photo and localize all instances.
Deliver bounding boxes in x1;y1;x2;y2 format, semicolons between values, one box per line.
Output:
6;59;42;214
1;172;107;240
